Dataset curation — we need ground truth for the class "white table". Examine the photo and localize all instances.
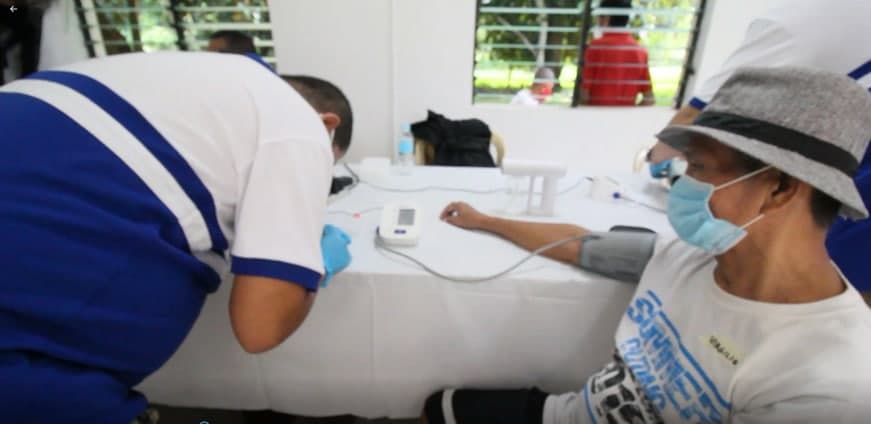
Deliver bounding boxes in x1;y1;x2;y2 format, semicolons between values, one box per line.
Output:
138;165;673;418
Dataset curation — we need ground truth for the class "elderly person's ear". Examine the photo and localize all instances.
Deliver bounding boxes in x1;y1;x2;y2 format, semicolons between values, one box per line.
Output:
761;172;806;214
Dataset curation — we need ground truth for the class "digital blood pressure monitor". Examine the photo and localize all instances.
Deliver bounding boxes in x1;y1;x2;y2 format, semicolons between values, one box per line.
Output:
377;202;421;246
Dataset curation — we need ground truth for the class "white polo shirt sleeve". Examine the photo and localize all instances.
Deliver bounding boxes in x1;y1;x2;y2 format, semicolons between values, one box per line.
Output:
230;68;334;291
231;139;332;291
690;16;796;109
690;0;871;109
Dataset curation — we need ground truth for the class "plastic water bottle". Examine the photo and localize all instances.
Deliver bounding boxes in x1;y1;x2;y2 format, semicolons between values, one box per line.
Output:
397;123;414;175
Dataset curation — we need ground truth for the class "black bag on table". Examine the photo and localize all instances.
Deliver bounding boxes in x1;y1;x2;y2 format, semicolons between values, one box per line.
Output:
411;110;496;168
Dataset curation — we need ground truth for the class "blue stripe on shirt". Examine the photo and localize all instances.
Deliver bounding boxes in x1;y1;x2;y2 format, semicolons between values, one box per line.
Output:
688;97;708;110
24;70;229;256
243;52;276;73
658;311;731;410
0;92;219;421
231;256;322;291
848;59;871;80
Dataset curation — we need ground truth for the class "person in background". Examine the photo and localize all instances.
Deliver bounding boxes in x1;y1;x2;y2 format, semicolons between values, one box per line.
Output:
0;52;353;423
206;29;276;72
646;0;871;304
511;67;556;106
579;0;654;106
424;67;871;424
206;29;256;54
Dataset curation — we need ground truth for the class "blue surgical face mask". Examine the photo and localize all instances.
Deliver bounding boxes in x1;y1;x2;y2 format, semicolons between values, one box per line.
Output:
667;166;771;255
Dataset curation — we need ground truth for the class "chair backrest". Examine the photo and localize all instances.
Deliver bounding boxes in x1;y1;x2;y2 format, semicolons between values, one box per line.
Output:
633;146;651;173
414;133;506;166
489;133;505;166
413;138;435;165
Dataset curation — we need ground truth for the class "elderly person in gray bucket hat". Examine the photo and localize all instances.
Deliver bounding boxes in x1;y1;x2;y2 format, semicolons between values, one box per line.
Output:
423;67;871;424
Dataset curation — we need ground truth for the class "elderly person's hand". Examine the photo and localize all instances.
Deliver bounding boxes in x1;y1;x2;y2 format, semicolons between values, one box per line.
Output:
439;202;489;230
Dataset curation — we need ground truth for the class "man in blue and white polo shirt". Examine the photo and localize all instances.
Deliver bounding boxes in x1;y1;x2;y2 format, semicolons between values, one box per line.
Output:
0;52;353;422
647;0;871;301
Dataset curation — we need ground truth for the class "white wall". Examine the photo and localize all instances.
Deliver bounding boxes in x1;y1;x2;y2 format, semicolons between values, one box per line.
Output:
270;0;395;161
271;0;776;171
689;0;771;94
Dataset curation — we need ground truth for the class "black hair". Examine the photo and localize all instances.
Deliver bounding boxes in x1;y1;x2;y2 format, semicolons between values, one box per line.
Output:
599;0;632;27
732;150;841;228
281;75;354;153
208;30;256;54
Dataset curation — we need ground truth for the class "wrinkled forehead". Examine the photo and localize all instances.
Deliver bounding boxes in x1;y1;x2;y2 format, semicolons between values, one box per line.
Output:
684;135;749;174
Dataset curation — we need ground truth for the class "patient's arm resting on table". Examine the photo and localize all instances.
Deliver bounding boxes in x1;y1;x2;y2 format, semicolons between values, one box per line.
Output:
442;202;589;266
230;274;316;354
441;202;657;282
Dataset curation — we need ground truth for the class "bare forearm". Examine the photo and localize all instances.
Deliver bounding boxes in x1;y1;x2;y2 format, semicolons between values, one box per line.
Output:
230;275;316;353
479;216;590;265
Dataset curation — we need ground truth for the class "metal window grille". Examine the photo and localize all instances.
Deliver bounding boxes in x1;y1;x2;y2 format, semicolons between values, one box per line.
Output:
474;0;707;107
74;0;275;66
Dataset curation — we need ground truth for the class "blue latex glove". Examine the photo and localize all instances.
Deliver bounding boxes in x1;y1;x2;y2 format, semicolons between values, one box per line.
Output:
321;224;352;288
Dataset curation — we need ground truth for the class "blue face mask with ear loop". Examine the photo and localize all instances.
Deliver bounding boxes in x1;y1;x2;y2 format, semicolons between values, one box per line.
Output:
667;166;772;255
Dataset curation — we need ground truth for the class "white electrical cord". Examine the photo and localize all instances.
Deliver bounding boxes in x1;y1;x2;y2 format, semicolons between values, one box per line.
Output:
340;163;503;194
374;230;586;283
612;192;667;213
362;182;506;194
327;206;383;217
559;176;592;195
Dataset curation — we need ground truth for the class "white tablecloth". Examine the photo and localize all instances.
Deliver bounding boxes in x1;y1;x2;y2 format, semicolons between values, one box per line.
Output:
138;165;673;418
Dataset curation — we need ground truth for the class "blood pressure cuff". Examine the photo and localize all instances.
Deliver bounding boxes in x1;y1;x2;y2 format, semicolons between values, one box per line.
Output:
578;227;657;283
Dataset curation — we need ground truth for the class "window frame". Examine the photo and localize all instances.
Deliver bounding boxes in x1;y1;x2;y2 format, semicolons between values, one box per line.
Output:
473;0;709;108
73;0;275;64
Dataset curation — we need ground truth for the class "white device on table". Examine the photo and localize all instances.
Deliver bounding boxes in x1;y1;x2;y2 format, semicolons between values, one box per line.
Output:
501;158;567;216
377;202;422;246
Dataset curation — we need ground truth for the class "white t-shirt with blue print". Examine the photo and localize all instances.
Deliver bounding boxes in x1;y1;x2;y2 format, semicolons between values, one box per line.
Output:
543;239;871;424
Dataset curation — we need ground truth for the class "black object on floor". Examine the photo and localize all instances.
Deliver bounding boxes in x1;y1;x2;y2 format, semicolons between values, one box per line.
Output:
243;410;298;423
244;410;358;424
